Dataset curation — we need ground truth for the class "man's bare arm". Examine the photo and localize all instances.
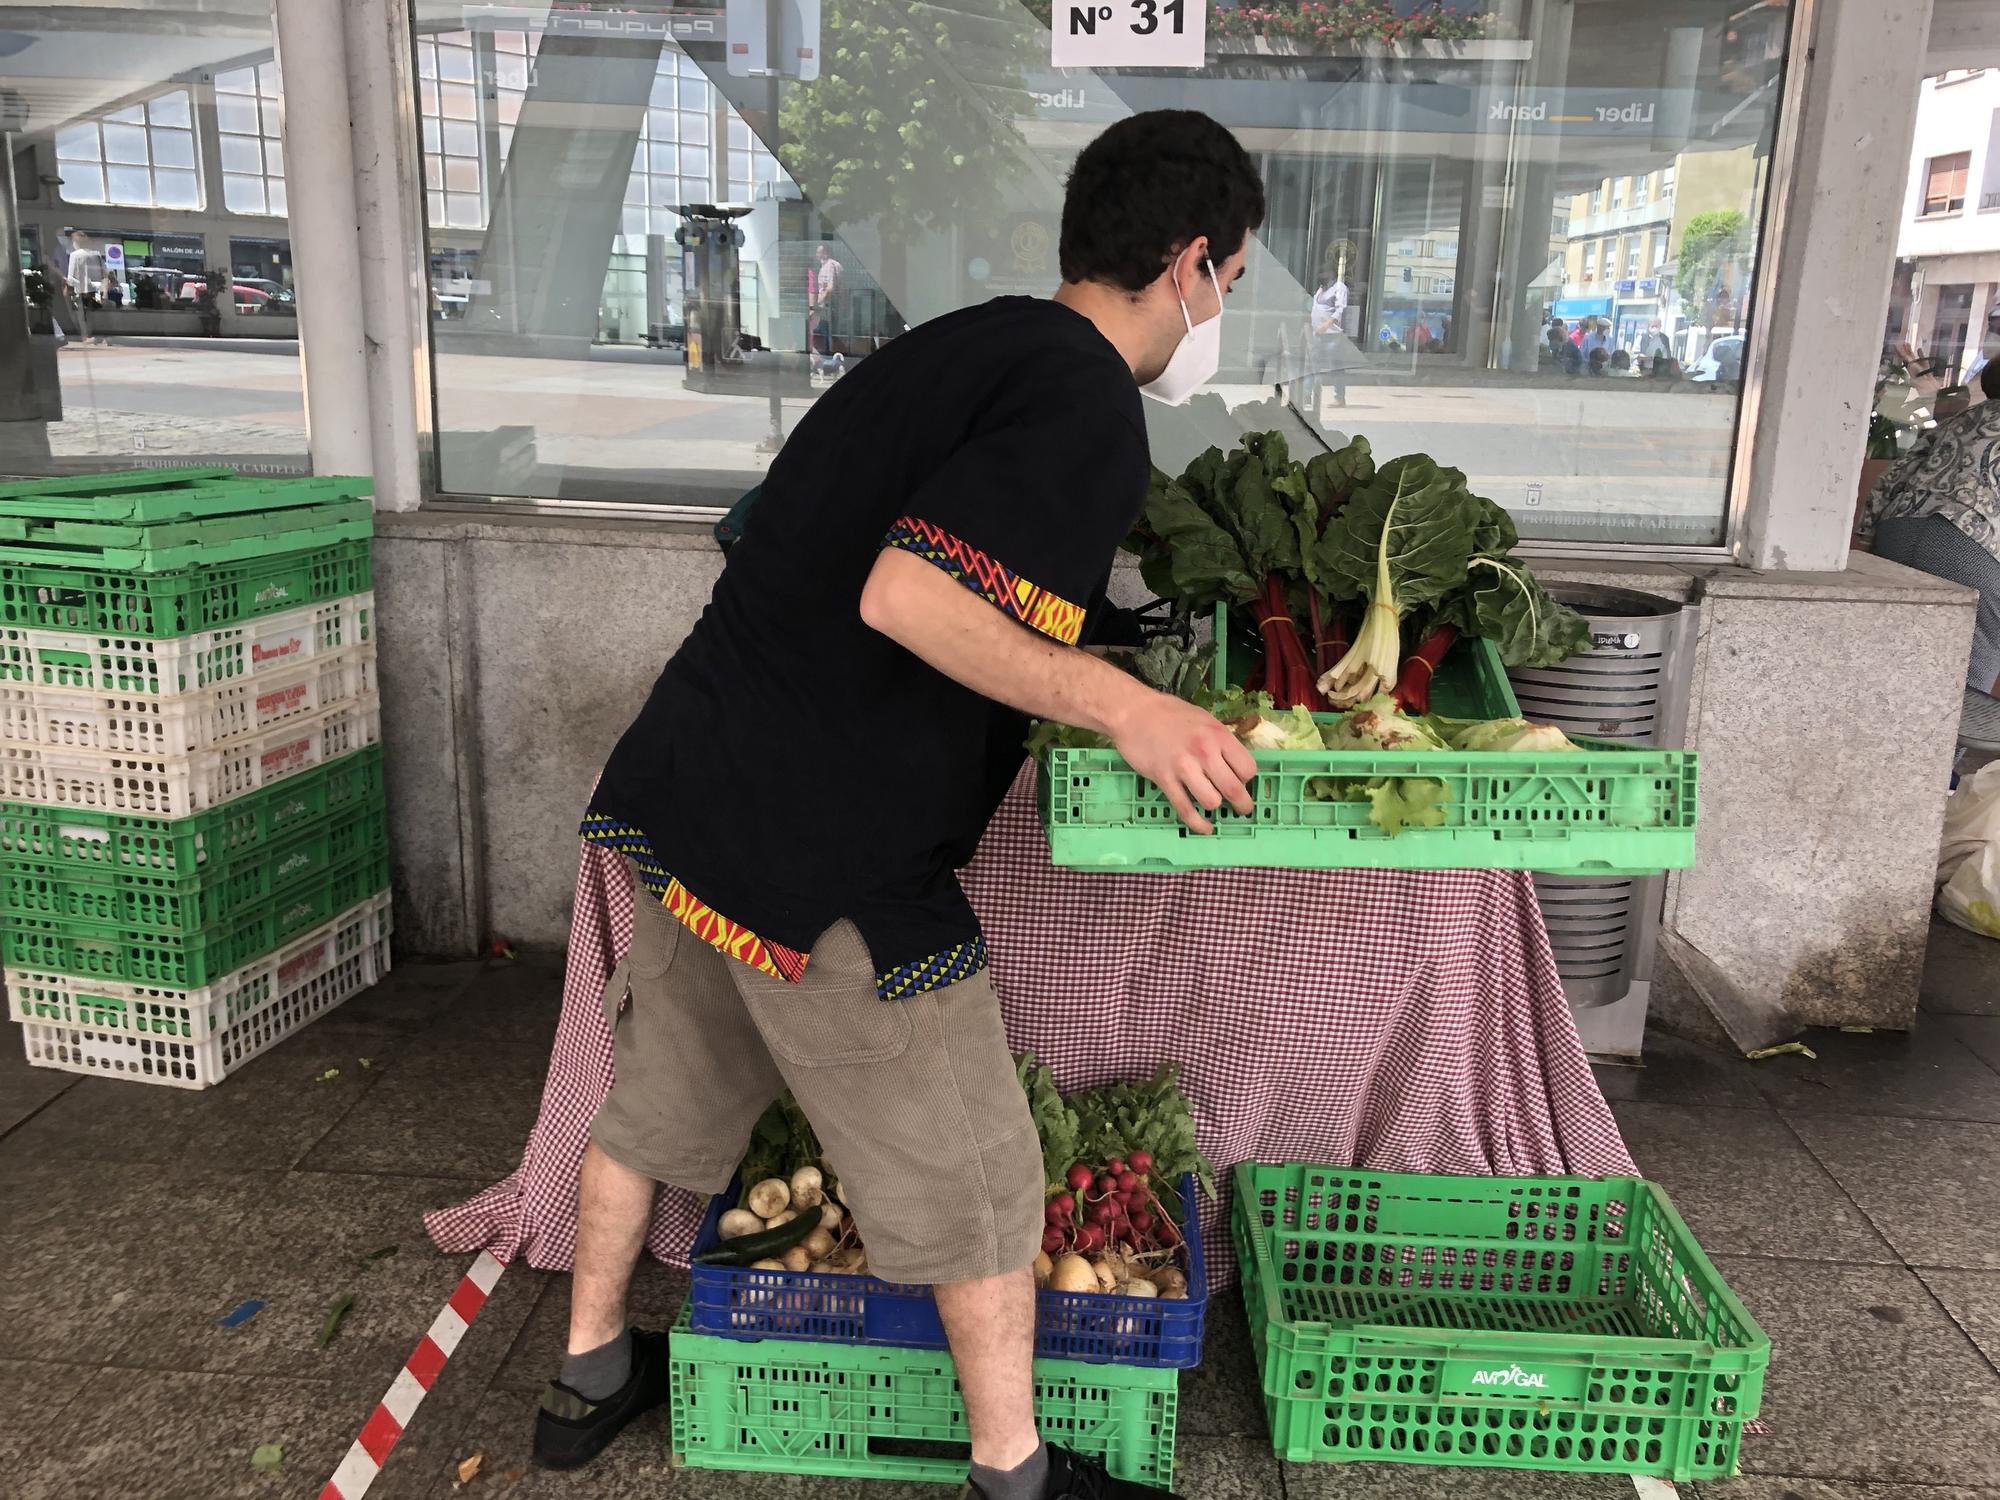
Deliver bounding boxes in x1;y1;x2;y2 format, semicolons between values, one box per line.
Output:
860;548;1255;833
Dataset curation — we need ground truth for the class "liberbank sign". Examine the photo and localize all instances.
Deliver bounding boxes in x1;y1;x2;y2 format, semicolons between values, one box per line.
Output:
1021;74;1691;139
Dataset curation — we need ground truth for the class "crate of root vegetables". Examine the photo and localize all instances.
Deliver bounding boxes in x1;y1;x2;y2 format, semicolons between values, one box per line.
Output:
1034;432;1697;877
685;1057;1210;1368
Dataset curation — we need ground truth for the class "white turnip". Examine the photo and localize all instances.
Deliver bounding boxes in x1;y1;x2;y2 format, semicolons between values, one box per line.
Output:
1048;1254;1097;1295
749;1258;785;1271
1124;1279;1159;1299
746;1178;790;1218
1033;1251;1053;1288
801;1228;836;1261
718;1209;764;1241
789;1166;824;1209
764;1208;799;1230
782;1246;812;1272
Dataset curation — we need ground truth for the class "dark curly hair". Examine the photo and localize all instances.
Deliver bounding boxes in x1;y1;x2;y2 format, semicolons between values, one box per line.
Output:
1059;111;1266;293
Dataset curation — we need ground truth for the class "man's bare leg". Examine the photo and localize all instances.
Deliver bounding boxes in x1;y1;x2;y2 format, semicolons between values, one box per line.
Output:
936;1267;1040;1470
569;1141;655;1353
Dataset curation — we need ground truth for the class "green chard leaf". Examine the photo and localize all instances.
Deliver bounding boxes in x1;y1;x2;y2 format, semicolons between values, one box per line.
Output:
1303;435;1375;513
1462;556;1592;668
1142;476;1255;606
1313;455;1480;612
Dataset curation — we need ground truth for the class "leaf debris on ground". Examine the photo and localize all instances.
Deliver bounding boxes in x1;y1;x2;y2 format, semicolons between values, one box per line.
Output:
1745;1041;1818;1061
453;1453;484;1488
316;1291;357;1348
357;1243;399;1269
316;1068;341;1082
249;1443;283;1476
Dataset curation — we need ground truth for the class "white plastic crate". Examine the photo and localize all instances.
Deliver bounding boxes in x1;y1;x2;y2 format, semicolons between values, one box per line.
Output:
0;592;372;698
0;645;374;757
0;697;381;817
11;890;392;1089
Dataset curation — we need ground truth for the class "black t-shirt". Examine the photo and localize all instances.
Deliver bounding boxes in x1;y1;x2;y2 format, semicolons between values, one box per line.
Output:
584;297;1149;1000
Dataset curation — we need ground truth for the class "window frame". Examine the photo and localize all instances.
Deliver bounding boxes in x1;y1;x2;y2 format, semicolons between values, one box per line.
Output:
1921;151;1971;216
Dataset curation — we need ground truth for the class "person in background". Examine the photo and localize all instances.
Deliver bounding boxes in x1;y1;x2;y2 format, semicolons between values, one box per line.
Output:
1547;318;1582;375
1304;266;1351;409
1610;349;1631;375
1587;347;1610;377
1862;359;2000;744
1639;318;1671;365
99;273;122;309
809;242;844;378
1580;317;1610;359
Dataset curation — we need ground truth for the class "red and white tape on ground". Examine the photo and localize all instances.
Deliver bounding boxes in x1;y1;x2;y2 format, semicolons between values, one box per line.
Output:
320;1251;508;1500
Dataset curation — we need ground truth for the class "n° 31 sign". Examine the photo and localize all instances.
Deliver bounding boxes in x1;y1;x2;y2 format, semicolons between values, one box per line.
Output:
1050;0;1206;69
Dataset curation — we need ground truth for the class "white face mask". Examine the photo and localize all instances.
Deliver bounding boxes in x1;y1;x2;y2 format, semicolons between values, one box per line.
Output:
1141;261;1223;406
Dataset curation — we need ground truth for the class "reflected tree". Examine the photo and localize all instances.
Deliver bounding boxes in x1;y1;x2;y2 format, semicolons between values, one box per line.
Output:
776;0;1041;309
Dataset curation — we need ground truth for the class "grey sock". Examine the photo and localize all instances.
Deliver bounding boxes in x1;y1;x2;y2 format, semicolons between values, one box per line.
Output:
559;1328;632;1401
968;1443;1048;1500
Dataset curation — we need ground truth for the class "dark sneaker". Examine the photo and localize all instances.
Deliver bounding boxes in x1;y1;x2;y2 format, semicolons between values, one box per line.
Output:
531;1326;671;1470
970;1444;1183;1499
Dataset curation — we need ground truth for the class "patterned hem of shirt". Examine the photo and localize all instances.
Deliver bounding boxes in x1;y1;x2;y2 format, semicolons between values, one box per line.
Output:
579;811;988;1002
882;515;1087;645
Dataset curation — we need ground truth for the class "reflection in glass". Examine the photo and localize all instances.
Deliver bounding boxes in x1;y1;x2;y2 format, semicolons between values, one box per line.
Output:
0;1;306;477
416;0;1792;544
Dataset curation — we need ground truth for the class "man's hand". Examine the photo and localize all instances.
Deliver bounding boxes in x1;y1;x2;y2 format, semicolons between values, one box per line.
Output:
1108;691;1257;836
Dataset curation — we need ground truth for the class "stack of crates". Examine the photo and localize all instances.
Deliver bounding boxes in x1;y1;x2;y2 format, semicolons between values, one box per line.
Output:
667;1176;1204;1486
0;467;390;1088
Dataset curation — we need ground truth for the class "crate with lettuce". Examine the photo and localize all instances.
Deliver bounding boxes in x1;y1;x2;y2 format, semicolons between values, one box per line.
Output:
1030;432;1697;875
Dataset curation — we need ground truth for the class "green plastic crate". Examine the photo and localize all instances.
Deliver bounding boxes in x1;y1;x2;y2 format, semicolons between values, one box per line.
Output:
1;848;391;987
669;1306;1178;1486
0;498;372;572
0;468;371;522
0;801;387;936
0;538;372;638
1231;1162;1768;1481
0;746;383;879
1039;607;1697;876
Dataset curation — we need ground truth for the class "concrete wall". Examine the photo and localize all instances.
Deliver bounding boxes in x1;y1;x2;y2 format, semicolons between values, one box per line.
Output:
375;513;1975;1031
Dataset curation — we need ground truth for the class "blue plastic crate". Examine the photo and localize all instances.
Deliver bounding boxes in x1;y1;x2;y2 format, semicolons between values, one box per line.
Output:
686;1173;1208;1368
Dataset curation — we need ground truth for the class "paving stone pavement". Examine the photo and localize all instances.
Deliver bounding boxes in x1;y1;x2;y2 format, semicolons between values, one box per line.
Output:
2;924;1996;1499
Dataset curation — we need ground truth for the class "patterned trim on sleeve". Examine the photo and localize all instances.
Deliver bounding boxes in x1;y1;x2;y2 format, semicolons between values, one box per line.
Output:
579;812;810;983
882;515;1088;645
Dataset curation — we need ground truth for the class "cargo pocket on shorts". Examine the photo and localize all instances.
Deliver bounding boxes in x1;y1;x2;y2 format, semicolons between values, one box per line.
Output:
748;919;913;1068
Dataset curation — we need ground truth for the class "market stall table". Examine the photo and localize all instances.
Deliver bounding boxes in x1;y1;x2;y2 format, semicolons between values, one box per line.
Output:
428;770;1635;1282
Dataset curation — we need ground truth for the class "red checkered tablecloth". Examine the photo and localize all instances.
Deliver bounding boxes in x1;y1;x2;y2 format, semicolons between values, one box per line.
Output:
426;770;1634;1284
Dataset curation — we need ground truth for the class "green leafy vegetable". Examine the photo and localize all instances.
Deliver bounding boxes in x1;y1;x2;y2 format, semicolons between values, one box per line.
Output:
250;1443;284;1477
1450;718;1580;752
1321;695;1447;752
316;1292;357;1348
1017;1054;1215;1200
1314;456;1481;706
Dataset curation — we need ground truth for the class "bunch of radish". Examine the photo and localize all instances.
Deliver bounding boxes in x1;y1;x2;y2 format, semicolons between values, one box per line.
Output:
1032;1151;1190;1300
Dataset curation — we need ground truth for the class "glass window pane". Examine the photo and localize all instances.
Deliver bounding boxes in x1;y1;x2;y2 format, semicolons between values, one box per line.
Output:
154;89;194;128
441;119;478;158
444;155;481;193
220;134;263;174
424;154;443;190
152;128;195;170
265;139;285;176
497;90;522;126
682;109;709;145
58;161;105;203
650;206;681;236
217;95;259;135
154;168;199;210
728;117;749;151
498;30;526;53
267;178;288;216
224;173;267;213
622;205;646;236
417;40;437;79
648;141;675;175
54;122;98;160
215;66;257;96
681;145;709;180
650;72;675;108
445;191;484;228
428;189;447;223
100;122;148;165
441;82;477;121
439;41;475;83
106;104;144;125
421;117;442;154
260;99;282;137
420;78;439;115
496;53;527;90
104;163;152;204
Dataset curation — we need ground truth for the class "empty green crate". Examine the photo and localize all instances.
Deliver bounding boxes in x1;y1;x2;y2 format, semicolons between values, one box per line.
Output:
0;802;387;936
1;849;391;988
669;1306;1177;1486
0;467;371;522
1232;1162;1768;1481
0;746;383;879
0;538;372;638
1040;610;1697;876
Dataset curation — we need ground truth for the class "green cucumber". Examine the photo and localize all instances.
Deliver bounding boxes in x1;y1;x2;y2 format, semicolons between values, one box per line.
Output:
696;1202;825;1267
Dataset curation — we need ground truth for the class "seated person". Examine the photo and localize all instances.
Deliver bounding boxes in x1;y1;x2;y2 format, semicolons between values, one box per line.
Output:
1861;360;2000;744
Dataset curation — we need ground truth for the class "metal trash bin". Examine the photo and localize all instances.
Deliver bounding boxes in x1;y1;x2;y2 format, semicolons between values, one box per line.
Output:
1508;584;1697;1060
